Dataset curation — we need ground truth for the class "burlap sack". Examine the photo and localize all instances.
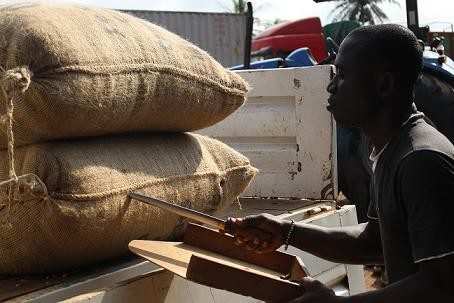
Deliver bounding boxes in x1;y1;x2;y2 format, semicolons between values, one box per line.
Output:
0;3;248;148
0;133;256;275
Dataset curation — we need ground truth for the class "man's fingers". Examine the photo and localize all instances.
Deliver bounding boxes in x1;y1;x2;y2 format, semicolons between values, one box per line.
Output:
287;297;303;303
299;277;316;289
285;284;306;303
246;242;259;251
234;235;244;246
232;214;283;254
246;237;265;251
234;232;259;247
286;279;314;303
233;224;270;246
236;235;270;251
299;277;332;295
235;215;264;227
255;241;275;254
287;278;335;303
301;277;316;283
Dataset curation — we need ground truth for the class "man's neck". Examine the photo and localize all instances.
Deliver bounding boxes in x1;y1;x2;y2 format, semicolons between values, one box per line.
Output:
362;104;414;152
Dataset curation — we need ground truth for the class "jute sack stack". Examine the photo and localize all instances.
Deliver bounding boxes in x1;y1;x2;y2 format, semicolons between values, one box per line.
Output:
0;133;257;275
0;3;256;275
0;3;248;148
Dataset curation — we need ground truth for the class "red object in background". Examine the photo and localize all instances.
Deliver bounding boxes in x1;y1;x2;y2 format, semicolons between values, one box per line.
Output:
252;17;327;62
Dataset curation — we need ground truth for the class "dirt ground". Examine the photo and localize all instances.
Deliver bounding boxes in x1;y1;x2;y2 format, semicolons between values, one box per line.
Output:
364;266;385;291
336;194;385;292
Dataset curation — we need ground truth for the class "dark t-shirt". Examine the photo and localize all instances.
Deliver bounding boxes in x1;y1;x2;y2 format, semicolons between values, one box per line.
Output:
368;112;454;283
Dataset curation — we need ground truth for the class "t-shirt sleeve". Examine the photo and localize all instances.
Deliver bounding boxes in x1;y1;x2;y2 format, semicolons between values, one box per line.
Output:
397;150;454;263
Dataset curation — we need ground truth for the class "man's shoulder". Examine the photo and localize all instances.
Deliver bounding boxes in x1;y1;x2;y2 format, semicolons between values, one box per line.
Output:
399;149;454;179
395;117;454;179
406;117;454;157
398;116;454;161
376;114;454;178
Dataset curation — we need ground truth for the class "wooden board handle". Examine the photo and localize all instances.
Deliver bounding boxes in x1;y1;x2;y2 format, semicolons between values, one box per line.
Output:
186;254;304;303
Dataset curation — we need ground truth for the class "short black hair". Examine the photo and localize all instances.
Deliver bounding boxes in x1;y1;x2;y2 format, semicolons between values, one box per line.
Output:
347;24;423;95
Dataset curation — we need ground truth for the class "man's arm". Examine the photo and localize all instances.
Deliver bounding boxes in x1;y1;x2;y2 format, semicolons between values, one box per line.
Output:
289;253;454;303
348;254;454;302
233;214;383;265
289;219;383;265
290;150;454;303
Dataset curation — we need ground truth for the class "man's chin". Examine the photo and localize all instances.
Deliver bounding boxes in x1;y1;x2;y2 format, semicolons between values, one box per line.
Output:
331;114;359;127
326;107;361;127
336;121;356;127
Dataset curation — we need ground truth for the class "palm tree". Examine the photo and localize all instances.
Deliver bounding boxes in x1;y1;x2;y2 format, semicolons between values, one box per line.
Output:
331;0;400;25
220;0;248;13
232;0;248;13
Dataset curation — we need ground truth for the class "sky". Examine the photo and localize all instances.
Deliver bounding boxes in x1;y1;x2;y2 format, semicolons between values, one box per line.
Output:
3;0;454;32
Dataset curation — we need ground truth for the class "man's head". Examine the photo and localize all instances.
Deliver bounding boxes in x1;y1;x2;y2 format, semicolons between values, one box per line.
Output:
326;24;423;127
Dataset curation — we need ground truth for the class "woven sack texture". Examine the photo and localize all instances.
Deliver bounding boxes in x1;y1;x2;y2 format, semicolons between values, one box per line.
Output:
0;3;248;148
0;133;256;275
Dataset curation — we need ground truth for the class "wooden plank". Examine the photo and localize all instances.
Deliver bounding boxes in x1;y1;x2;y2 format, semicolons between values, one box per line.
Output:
129;240;283;280
183;223;296;274
129;224;308;302
186;255;304;303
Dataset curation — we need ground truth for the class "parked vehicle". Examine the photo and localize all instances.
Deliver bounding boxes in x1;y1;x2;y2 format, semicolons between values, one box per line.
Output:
232;17;454;222
251;17;327;62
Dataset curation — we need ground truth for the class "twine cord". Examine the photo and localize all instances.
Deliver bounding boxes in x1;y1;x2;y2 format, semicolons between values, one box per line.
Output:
0;66;31;205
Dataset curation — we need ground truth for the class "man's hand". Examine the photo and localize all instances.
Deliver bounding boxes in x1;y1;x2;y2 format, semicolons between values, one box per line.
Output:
288;277;344;303
232;214;289;253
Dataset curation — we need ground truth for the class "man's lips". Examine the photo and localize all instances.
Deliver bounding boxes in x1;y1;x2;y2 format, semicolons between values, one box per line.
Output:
326;97;337;111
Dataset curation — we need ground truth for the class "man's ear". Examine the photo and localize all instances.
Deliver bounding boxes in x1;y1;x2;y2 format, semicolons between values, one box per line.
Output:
377;72;395;98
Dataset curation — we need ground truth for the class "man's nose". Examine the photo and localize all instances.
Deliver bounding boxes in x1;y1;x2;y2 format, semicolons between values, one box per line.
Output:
327;78;337;94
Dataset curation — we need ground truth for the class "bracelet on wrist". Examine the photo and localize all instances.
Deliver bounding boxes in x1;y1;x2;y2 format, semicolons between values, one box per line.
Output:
284;219;295;251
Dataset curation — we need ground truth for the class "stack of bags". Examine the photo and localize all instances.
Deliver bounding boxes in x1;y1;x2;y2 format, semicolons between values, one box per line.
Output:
0;3;256;275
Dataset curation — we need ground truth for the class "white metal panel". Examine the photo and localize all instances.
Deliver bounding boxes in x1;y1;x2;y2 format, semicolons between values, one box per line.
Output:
284;206;345;279
339;206;367;295
122;10;246;67
12;261;158;303
197;66;337;200
281;204;366;295
164;276;258;303
61;274;348;303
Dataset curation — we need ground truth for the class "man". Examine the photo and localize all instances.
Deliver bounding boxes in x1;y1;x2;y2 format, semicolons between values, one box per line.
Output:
233;24;454;302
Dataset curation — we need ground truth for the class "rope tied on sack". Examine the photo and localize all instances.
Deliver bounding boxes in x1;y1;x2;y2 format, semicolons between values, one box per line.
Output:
0;66;31;204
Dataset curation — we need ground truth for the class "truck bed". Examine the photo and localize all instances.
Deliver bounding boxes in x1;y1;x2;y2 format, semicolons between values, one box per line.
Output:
2;65;366;302
1;198;364;303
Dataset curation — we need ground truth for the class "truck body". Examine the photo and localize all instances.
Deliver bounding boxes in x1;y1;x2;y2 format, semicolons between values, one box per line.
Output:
2;66;366;302
251;17;327;62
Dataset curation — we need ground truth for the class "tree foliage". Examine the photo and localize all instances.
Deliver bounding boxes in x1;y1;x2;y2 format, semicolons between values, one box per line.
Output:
221;0;248;13
331;0;400;25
